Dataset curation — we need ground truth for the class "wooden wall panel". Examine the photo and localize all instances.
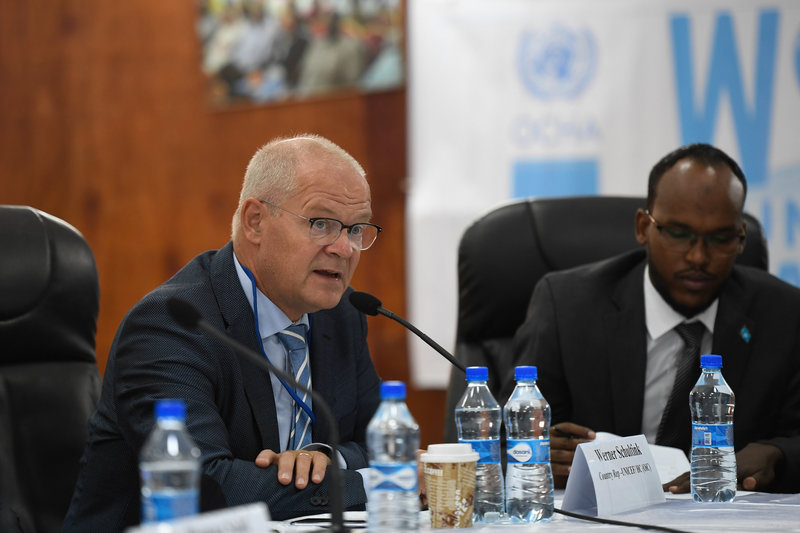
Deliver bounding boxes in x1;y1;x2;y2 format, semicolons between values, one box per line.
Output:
0;1;446;446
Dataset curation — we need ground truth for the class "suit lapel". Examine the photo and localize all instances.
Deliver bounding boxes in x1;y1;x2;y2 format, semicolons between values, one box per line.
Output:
210;243;280;452
606;261;648;436
308;312;335;444
712;271;755;396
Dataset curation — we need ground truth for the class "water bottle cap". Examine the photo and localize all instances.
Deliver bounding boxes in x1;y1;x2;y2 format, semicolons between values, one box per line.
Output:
700;354;723;368
381;380;406;399
515;365;537;381
465;366;488;381
155;399;186;421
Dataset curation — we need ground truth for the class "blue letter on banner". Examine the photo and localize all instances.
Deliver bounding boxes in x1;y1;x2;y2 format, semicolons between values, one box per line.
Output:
670;10;779;186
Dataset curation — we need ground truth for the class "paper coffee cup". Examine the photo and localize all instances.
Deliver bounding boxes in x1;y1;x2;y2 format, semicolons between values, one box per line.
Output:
420;443;478;529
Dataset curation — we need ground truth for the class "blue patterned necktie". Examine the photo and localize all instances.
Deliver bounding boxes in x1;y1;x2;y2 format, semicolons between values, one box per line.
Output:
656;321;706;450
276;324;312;449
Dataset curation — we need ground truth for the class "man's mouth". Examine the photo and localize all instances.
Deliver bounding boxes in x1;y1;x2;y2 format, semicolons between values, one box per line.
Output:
676;272;715;290
315;268;342;280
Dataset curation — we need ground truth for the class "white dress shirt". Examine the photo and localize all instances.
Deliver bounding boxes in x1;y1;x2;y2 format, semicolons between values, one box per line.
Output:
641;265;717;442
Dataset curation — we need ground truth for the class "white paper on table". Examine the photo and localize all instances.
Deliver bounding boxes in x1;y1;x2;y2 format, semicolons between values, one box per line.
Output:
594;432;690;485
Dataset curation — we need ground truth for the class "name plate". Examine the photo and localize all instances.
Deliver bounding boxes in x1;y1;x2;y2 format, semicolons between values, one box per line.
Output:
125;503;270;533
562;434;665;515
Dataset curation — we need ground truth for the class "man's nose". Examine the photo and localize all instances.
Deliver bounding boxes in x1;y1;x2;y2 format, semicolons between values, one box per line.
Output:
685;235;711;264
327;229;355;257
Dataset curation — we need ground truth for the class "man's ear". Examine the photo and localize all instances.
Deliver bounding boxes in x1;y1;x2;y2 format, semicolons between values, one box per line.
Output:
634;208;650;245
737;219;747;255
240;198;264;244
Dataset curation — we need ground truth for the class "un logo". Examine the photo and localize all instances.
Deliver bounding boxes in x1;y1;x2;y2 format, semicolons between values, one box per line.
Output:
517;24;598;100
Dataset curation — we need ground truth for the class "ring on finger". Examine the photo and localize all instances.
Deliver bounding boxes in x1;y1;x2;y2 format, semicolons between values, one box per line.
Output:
297;451;312;458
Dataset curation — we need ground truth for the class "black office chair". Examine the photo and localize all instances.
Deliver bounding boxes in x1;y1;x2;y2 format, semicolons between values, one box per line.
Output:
0;206;102;533
443;196;768;442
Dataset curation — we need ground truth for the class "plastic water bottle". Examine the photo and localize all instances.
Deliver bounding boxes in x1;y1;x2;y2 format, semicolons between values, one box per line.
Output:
367;381;420;532
503;366;554;523
140;399;201;523
454;366;505;523
690;354;736;503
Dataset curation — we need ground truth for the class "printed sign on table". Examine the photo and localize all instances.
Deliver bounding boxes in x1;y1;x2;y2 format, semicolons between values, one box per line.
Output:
562;434;665;516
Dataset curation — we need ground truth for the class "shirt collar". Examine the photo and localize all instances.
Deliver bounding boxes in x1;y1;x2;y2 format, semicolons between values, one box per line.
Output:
643;264;717;340
232;251;309;338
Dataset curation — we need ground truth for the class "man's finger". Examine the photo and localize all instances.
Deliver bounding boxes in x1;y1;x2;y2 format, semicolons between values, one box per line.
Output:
551;462;571;478
254;449;278;468
309;452;330;484
276;451;299;486
550;436;587;451
294;451;314;489
551;422;596;440
663;471;690;493
550;448;576;465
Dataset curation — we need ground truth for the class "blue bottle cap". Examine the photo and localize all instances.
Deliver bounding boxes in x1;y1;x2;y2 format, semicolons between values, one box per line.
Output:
700;354;723;369
515;365;537;381
155;399;186;421
465;366;488;382
381;381;406;400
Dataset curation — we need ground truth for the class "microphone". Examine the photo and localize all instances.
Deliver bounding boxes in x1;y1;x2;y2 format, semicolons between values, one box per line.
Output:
348;291;466;373
166;297;349;533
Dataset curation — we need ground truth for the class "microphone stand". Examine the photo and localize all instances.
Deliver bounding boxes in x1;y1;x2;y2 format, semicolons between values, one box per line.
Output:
191;317;348;533
375;306;466;373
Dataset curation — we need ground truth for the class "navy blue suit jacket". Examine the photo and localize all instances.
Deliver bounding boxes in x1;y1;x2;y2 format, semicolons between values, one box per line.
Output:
64;242;381;531
508;250;800;493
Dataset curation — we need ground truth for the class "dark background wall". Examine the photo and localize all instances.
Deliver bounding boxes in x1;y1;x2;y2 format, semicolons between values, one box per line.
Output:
0;1;447;446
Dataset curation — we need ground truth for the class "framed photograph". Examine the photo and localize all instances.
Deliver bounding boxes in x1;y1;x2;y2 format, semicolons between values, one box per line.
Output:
197;0;405;107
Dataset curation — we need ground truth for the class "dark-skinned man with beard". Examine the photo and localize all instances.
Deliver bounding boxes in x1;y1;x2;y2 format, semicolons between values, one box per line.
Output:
502;143;800;494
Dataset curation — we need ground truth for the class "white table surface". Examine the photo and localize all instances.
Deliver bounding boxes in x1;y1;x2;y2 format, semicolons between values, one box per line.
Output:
270;491;800;532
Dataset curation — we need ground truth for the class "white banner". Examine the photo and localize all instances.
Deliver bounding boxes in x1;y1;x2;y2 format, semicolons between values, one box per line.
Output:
408;0;800;388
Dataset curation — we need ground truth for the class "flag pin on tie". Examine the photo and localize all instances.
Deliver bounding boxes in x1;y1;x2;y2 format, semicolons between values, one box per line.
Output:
740;326;751;343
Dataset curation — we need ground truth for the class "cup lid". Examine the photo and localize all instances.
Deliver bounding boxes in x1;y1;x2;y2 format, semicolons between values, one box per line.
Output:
420;443;479;463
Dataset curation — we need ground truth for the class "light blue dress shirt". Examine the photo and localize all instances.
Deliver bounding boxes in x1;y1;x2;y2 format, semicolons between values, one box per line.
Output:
233;252;310;452
232;252;356;478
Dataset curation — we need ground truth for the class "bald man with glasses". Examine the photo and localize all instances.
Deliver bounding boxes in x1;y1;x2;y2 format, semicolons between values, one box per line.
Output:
503;143;800;495
65;135;382;530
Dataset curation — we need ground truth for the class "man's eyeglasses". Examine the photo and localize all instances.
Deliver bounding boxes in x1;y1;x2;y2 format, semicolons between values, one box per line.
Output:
645;210;744;256
260;199;382;250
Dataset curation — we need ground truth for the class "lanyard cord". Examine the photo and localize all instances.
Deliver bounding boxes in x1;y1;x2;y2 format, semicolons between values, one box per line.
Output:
241;265;315;425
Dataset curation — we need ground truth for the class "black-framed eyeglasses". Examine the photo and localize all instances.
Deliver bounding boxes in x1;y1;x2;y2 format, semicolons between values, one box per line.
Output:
260;199;382;251
645;210;744;256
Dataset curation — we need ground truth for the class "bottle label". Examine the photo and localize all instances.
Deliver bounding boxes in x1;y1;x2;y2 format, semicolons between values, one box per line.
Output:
506;439;550;464
370;462;418;492
691;423;734;447
459;438;501;464
141;490;199;523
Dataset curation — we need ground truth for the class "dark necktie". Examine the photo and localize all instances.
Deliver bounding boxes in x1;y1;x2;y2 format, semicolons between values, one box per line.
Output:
276;324;312;449
656;321;706;451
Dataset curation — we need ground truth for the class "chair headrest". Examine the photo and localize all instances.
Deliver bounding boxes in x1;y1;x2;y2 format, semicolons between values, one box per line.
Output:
0;206;99;364
456;196;768;344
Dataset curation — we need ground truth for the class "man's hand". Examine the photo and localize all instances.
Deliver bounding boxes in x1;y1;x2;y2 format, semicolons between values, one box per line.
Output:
737;442;783;491
255;449;331;489
550;422;595;488
663;442;784;493
663;471;689;493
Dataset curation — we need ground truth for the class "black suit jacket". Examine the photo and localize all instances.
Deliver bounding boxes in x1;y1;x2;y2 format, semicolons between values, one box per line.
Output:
508;249;800;493
63;242;381;531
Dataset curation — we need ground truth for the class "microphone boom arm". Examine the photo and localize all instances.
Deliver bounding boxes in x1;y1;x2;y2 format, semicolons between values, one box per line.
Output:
376;307;466;373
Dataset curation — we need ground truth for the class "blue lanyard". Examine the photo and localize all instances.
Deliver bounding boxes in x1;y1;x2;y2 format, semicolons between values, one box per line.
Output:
241;265;315;425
